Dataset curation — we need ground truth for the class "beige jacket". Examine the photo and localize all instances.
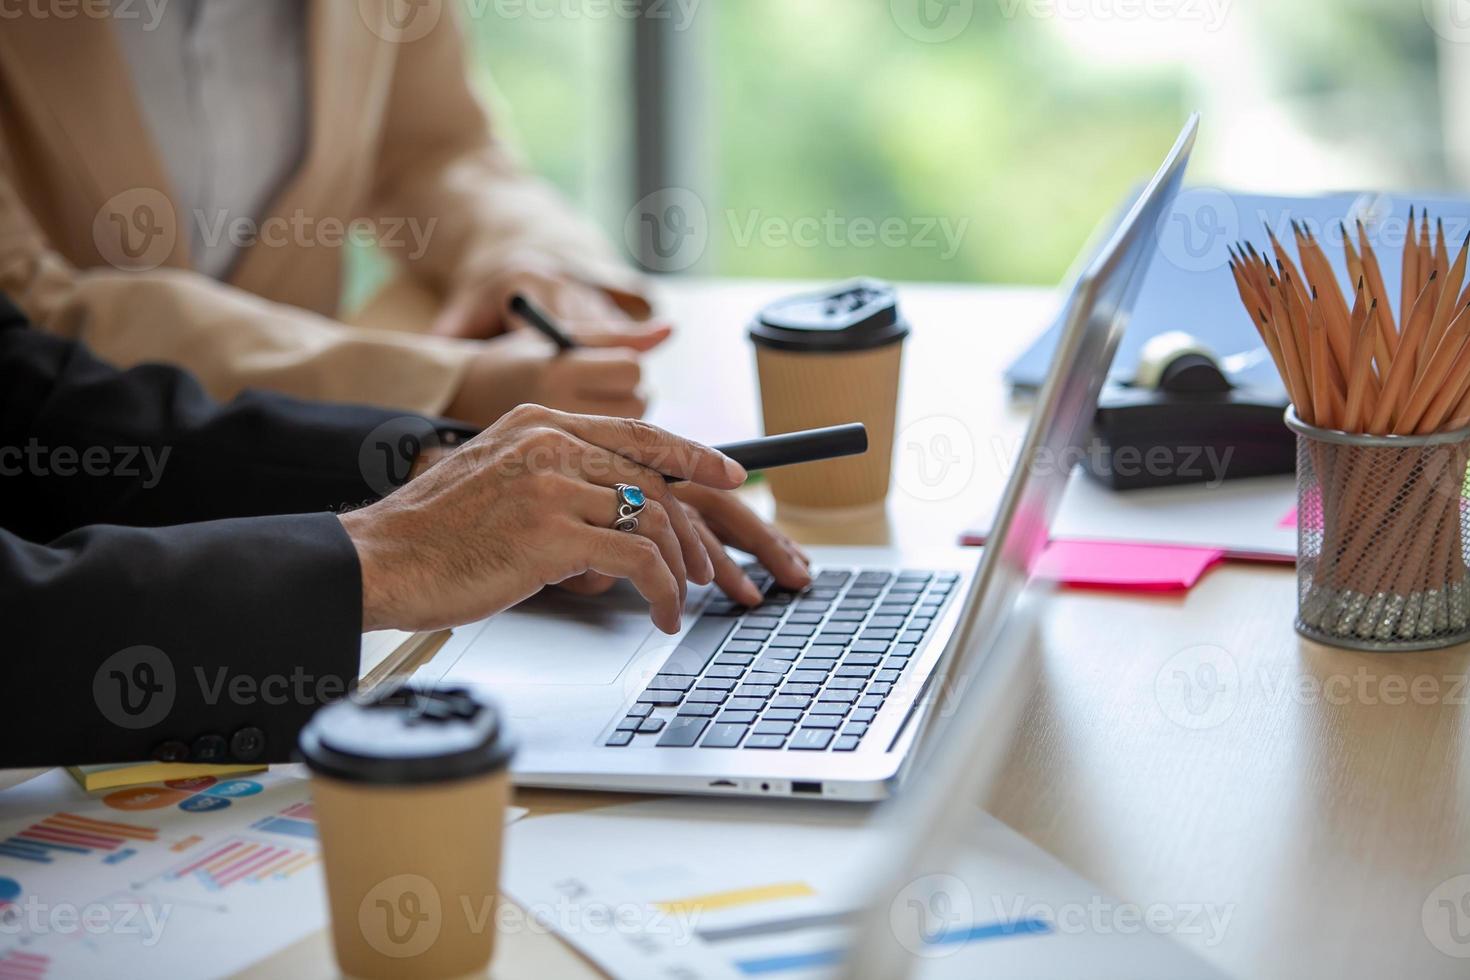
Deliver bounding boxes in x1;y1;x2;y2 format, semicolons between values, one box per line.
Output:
0;2;647;413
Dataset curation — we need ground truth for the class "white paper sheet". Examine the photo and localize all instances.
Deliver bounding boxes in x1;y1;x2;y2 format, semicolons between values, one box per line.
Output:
500;798;1226;980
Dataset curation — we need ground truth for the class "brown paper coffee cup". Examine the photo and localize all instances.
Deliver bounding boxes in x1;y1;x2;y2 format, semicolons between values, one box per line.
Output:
299;687;516;979
749;280;908;519
754;343;903;514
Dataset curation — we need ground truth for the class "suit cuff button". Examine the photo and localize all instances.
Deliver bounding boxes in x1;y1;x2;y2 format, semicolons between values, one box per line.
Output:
153;740;189;763
190;734;228;763
230;727;266;762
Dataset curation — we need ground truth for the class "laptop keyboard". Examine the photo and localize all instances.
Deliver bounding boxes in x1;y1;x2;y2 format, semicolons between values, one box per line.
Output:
604;566;959;752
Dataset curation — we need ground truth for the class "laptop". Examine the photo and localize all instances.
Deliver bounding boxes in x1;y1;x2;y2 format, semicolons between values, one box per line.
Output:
420;115;1198;801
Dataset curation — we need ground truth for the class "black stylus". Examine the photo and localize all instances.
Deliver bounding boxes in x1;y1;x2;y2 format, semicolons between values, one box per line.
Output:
509;293;578;351
665;423;869;482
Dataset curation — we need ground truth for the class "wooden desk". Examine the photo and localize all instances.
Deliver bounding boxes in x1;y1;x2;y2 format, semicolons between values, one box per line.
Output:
255;278;1470;979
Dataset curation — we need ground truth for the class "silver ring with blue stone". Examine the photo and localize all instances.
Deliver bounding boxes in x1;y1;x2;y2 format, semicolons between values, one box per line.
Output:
612;483;647;532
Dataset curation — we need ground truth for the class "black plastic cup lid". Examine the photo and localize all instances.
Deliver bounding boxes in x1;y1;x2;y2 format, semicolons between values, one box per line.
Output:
748;277;910;353
298;685;515;785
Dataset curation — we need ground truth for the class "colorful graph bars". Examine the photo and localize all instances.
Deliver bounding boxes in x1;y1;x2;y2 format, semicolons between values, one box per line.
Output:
166;837;317;891
0;814;158;865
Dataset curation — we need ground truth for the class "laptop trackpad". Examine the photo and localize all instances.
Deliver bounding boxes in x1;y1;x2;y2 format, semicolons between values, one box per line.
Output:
436;584;664;687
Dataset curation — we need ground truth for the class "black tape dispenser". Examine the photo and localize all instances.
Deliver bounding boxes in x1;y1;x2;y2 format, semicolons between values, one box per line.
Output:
1084;331;1295;490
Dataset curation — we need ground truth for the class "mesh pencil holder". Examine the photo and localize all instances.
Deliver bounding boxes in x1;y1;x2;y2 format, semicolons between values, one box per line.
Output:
1288;407;1470;651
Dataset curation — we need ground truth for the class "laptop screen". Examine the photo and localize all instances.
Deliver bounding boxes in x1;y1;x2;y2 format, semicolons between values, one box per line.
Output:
845;113;1200;980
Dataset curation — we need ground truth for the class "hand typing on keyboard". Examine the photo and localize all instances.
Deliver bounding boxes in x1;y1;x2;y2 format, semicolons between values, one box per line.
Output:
561;483;812;607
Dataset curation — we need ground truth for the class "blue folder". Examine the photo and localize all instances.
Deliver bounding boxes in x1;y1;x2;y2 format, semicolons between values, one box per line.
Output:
1006;188;1470;394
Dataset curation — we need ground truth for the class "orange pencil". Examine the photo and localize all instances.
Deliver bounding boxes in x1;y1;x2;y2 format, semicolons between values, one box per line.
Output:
1402;206;1421;331
1370;270;1440;433
1398;301;1470;433
1356;220;1400;358
1342;288;1375;431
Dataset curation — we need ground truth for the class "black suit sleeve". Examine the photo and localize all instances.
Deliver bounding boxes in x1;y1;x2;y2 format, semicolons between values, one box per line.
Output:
0;294;475;769
0;514;362;768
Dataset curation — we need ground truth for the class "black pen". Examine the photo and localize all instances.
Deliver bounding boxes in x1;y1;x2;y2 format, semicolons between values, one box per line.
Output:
509;293;578;352
665;424;869;482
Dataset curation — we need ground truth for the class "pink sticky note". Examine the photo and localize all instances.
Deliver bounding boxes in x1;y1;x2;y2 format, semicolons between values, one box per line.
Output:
1035;540;1225;592
1277;506;1298;529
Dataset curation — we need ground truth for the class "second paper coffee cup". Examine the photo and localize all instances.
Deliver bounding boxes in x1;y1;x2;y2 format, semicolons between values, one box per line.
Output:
298;686;516;979
750;279;909;518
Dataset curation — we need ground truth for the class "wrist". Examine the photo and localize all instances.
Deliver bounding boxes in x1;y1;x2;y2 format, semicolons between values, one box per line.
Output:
339;507;399;632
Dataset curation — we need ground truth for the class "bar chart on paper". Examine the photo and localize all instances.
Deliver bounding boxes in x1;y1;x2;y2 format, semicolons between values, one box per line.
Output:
165;835;319;892
502;801;1063;980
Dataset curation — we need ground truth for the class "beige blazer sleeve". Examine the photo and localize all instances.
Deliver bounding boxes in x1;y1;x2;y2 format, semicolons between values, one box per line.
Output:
0;157;473;414
368;11;653;317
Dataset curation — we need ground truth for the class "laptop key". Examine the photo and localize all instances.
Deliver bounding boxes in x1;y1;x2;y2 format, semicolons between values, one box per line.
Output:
876;669;903;683
606;731;634;746
696;677;738;691
771;695;811;710
723;641;763;655
639;717;667;734
788;729;833;750
657;717;708;747
751;657;793;674
722;697;762;712
858;695;884;709
859;629;898;643
676;702;719;717
736;683;777;698
819;621;858;635
637;690;683;706
734;629;772;643
828;610;866;622
662;616;738;675
809;703;848;716
762;708;802;722
616;716;641;731
778;624;816;637
780;683;820;697
827;677;866;690
742;616;782;630
796;601;831;613
868;682;894;696
844;653;883;667
846;587;882;599
789;670;828;684
883;658;910;672
901;630;926;644
647;674;694;691
797;659;837;674
802;716;842;729
850;708;877;723
835;666;873;678
628;702;654;718
715;653;754;667
701;724;748;748
868;616;907;630
706;665;745;679
844;722;869;736
754;720;795;735
767;636;807;649
890;644;918;659
787;613;824;625
818;688;860;702
745;734;786;749
808;645;848;658
833;736;861;751
851;641;891;654
815;633;853;646
716;711;758;725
